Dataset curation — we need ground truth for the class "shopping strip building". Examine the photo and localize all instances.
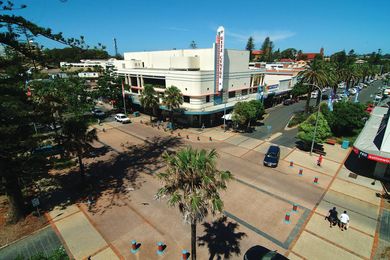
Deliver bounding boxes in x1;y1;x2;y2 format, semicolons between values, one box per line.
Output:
115;28;296;127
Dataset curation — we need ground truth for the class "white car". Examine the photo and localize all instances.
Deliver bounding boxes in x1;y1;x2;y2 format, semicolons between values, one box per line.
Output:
348;88;357;95
310;91;318;99
114;113;131;123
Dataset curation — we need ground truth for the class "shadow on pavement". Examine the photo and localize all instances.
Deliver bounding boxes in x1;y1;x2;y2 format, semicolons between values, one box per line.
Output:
198;216;247;260
42;136;183;215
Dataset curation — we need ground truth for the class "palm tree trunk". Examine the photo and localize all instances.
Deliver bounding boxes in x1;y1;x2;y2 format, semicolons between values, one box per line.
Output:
316;89;321;106
191;220;197;260
305;89;311;114
4;174;24;223
170;110;174;126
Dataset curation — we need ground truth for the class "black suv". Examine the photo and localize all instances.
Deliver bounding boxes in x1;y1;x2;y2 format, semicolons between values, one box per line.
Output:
263;145;280;167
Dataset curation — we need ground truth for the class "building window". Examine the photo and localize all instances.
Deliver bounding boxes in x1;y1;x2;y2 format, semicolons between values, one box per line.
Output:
229;91;236;98
242;89;248;96
183;96;190;103
206;95;210;103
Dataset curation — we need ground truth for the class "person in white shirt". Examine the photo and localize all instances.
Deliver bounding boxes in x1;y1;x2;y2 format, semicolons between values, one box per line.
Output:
339;211;350;231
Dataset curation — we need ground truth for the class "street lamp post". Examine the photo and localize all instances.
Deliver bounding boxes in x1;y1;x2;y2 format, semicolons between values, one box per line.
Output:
304;83;322;156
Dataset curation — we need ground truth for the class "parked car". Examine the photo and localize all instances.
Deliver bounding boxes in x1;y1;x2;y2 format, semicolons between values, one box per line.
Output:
310;91;318;99
263;145;280;167
92;108;105;117
283;99;295;105
374;94;382;102
114;113;131;123
348;88;357;95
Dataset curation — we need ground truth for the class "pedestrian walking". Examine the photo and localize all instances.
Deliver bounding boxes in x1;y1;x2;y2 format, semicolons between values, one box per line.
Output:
201;123;205;131
339;211;350;231
317;154;323;166
325;207;338;228
87;194;93;211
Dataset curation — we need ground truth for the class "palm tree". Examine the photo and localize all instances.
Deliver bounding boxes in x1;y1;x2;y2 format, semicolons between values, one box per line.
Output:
298;60;329;113
62;117;98;182
162;85;183;126
139;84;159;122
156;147;232;260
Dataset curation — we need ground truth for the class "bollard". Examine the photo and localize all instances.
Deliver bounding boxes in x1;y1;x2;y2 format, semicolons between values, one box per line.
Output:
209;136;212;141
186;135;189;139
314;177;319;184
157;242;165;255
130;240;139;254
292;203;298;213
298;169;303;176
182;250;188;260
197;136;200;141
284;212;291;224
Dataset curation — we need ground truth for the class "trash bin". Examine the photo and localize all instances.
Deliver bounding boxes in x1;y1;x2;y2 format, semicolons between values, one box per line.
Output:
341;140;350;149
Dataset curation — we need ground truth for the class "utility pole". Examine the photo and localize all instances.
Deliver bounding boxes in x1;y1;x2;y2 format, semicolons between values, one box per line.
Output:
114;38;118;57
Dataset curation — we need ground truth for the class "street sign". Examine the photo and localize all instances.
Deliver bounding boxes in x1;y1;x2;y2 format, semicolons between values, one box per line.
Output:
32;198;40;207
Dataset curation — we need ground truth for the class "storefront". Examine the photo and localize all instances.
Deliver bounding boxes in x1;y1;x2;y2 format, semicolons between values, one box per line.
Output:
353;106;390;180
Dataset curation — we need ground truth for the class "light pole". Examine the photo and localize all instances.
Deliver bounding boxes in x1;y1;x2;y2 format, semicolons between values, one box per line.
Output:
304;83;322;156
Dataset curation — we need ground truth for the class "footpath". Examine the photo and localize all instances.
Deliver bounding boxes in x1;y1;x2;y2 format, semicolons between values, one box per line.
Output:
36;117;390;259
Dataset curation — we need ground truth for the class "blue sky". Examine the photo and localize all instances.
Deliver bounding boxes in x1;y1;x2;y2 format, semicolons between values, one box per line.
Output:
11;0;390;56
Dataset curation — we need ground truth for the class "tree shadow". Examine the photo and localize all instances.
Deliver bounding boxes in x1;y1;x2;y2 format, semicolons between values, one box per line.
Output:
198;216;247;260
40;136;183;215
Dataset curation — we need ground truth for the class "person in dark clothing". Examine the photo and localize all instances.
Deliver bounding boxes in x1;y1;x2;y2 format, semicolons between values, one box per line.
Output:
326;207;338;228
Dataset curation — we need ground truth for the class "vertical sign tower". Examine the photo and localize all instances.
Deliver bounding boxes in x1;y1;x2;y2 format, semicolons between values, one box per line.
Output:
214;26;225;104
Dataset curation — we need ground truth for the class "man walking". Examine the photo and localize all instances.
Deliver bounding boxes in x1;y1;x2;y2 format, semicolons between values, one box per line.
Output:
339;211;350;231
326;207;338;228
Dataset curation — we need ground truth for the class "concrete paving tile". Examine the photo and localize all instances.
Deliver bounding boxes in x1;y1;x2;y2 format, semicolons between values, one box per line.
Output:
220;145;250;158
292;231;359;260
225;135;250;146
253;142;271;154
315;199;378;236
323;190;380;220
322;143;350;163
92;247;119;260
277;160;332;190
238;138;264;150
49;204;80;222
55;212;107;260
306;213;373;258
201;129;235;141
330;179;382;206
287;252;304;260
277;146;293;160
337;167;383;192
222;180;305;243
285;150;341;177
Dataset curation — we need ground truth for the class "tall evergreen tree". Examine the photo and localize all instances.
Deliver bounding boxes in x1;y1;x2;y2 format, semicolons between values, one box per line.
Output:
245;36;255;61
260;37;274;62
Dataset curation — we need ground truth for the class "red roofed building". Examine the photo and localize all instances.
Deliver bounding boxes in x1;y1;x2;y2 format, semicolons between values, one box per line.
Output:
279;58;295;63
251;50;264;60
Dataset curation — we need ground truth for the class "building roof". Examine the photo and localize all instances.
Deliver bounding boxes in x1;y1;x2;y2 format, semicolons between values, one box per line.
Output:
279;58;295;63
252;50;264;55
302;53;320;60
354;107;390;161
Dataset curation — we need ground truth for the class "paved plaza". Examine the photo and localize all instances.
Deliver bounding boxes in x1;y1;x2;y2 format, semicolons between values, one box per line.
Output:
41;120;389;259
